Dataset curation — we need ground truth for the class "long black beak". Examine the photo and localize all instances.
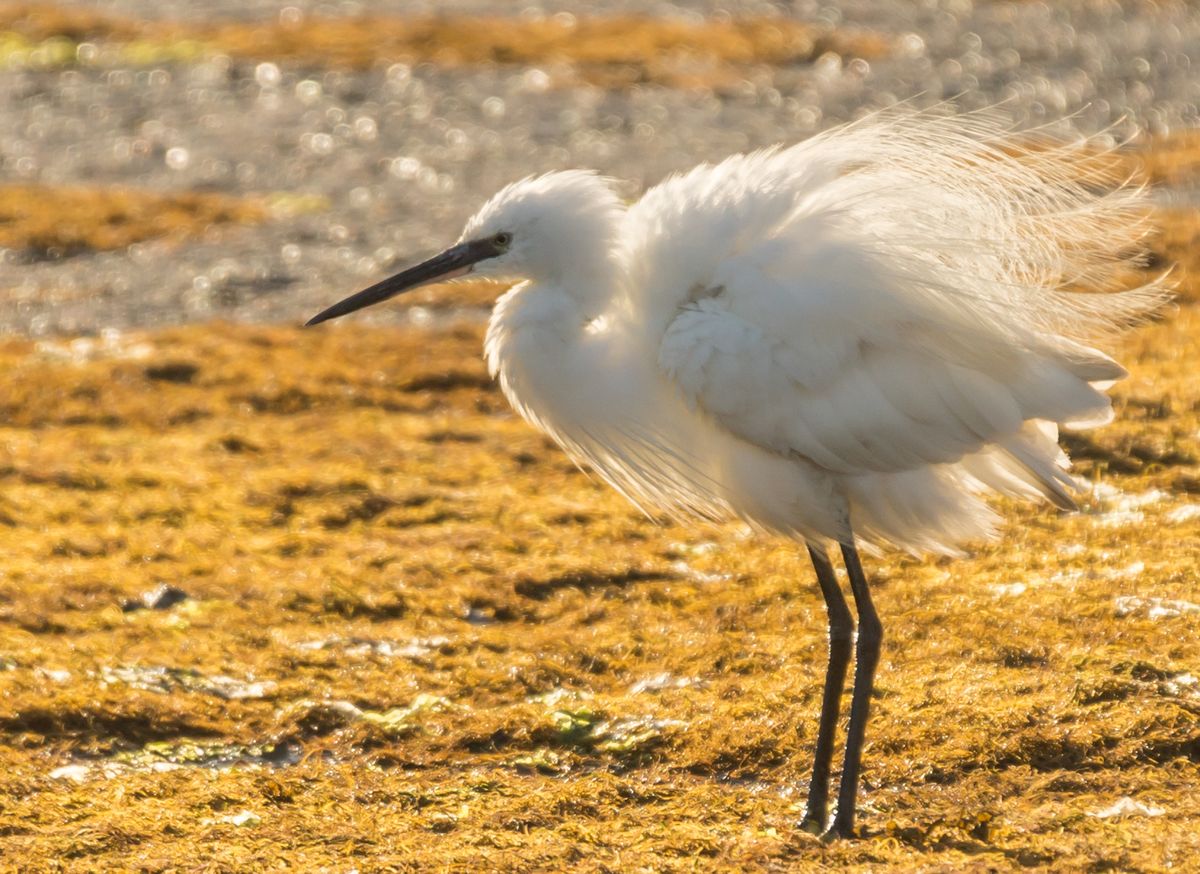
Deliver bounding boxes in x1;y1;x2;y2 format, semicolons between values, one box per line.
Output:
305;239;494;326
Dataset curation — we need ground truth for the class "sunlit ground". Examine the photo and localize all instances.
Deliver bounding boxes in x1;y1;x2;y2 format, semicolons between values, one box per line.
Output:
0;295;1196;871
1;4;1199;872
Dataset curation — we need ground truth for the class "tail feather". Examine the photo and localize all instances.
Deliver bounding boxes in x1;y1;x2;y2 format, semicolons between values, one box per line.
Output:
998;431;1079;511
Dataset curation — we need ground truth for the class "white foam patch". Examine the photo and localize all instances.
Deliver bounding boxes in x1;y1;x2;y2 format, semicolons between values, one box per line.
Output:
1089;797;1166;819
1115;595;1200;620
1166;504;1200;524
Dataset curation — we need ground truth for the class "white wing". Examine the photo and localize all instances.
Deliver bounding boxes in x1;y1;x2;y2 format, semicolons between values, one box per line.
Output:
638;110;1166;508
659;248;1113;506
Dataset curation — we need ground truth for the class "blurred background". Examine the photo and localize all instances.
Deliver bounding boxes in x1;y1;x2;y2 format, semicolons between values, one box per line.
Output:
2;0;1198;334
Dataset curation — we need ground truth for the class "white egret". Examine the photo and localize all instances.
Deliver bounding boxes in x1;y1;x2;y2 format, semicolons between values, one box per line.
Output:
307;109;1168;838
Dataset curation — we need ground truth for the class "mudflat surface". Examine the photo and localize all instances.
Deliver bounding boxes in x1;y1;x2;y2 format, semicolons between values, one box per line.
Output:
0;310;1198;872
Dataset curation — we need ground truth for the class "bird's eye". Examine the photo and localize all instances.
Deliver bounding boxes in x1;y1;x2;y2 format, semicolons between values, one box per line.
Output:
493;232;513;250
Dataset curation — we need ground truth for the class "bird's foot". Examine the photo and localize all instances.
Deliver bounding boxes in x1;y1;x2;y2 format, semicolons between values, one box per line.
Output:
820;817;856;842
798;814;825;836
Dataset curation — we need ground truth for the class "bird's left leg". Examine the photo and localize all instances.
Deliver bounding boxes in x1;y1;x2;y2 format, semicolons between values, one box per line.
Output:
799;543;854;835
826;540;883;840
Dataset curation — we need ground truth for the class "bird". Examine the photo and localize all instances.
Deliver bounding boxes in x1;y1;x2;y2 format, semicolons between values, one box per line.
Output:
306;108;1169;838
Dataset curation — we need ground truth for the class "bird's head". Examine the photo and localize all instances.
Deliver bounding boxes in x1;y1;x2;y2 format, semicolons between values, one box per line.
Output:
306;170;622;326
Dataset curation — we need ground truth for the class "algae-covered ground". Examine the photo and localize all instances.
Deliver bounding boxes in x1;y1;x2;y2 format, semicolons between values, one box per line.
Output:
2;2;1200;872
0;295;1197;871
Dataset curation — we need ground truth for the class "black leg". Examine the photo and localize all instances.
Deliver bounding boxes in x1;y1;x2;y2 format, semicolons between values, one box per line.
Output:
799;543;854;834
826;540;883;839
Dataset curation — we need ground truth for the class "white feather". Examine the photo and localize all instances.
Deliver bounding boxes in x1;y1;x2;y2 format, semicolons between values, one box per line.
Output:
473;108;1168;554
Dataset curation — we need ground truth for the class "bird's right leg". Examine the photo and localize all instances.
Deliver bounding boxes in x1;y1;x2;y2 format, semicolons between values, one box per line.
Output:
826;540;883;840
799;543;854;835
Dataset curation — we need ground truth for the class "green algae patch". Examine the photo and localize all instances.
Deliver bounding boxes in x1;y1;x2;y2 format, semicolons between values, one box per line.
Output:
359;693;457;737
49;738;298;782
0;4;889;87
0;305;1197;869
0;184;274;256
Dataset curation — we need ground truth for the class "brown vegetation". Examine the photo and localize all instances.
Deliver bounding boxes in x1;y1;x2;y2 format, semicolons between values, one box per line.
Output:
1133;129;1200;188
0;299;1197;869
1149;207;1200;298
0;185;270;257
0;4;888;87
